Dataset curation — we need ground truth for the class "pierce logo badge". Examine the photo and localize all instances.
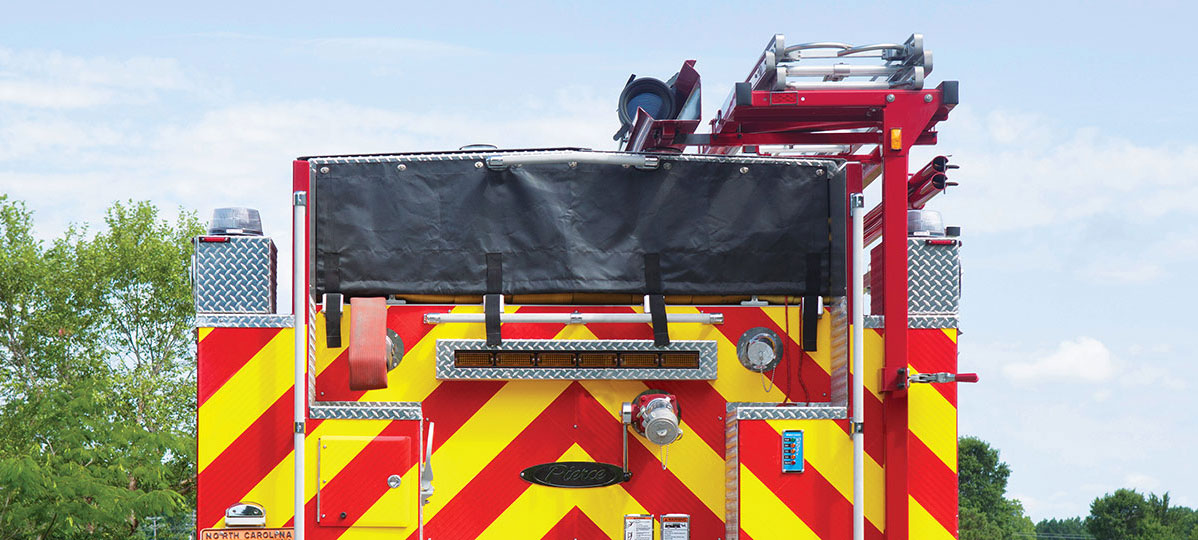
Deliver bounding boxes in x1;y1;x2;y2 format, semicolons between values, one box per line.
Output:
519;461;628;488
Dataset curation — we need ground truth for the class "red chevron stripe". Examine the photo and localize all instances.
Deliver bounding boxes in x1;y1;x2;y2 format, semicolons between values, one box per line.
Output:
908;329;958;405
421;380;507;454
909;432;958;535
570;306;652;340
418;383;580;540
700;306;831;403
573;385;724;535
505;305;570;339
197;327;282;406
837;386;886;465
310;380;506;538
540;506;606;540
738;420;883;540
197;387;295;528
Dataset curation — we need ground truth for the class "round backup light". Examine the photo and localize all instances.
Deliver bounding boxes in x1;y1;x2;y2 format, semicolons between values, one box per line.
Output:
617;77;676;129
736;327;783;373
208;207;264;236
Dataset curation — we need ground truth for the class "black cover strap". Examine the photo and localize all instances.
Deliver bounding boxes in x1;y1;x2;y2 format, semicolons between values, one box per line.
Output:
485;253;502;346
802;252;822;351
644;253;669;346
323;253;340;297
324;293;343;349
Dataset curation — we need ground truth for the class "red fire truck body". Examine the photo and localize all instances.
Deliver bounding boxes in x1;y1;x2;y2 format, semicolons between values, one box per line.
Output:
194;33;967;540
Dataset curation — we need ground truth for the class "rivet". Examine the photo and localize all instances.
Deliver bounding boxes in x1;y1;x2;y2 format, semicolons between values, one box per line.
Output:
816;169;825;176
319;166;330;174
397;163;407;171
568;161;578;168
885;94;895;103
474;161;483;169
663;162;672;170
739;166;749;174
924;94;933;103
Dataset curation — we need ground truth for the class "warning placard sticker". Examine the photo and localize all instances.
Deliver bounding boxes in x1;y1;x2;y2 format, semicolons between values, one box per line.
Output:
199;529;294;539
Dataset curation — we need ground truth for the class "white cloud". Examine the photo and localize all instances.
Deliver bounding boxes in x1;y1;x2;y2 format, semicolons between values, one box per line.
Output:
1002;336;1115;383
929;106;1198;235
0;47;191;108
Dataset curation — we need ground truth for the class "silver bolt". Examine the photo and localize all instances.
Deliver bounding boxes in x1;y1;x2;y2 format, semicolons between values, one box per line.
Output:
321;514;326;518
924;94;933;103
397;163;407;171
573;424;578;429
319;391;325;396
885;94;895;103
474;161;483;169
568;161;578;168
739;166;749;174
319;166;330;174
663;162;672;170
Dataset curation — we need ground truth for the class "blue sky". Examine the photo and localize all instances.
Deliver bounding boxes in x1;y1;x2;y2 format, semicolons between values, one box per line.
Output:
2;0;1195;522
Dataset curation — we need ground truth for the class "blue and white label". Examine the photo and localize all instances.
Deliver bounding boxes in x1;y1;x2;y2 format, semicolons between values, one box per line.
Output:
781;429;804;473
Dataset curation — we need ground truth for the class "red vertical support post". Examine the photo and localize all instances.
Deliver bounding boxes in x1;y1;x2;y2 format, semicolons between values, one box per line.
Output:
881;118;910;539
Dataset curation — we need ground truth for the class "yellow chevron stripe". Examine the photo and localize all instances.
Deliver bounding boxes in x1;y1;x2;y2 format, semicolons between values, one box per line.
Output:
198;327;214;341
864;328;885;400
421;379;572;523
338;441;420;530
477;444;647;540
739;464;821;540
907;367;958;473
206;418;392;529
942;328;957;343
910;495;956;540
198;329;293;473
580;379;724;518
761;307;832;375
764;419;885;530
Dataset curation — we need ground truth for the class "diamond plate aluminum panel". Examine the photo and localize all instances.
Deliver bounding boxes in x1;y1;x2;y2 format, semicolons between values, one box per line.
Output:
728;402;847;420
195;314;294;328
193;236;277;314
862;315;957;329
829;297;849;408
435;339;717;380
309;401;422;420
725;411;740;540
908;238;960;315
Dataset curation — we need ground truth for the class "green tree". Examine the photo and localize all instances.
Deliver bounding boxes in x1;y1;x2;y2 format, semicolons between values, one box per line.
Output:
1086;489;1197;540
1036;516;1089;538
0;196;202;539
958;436;1036;540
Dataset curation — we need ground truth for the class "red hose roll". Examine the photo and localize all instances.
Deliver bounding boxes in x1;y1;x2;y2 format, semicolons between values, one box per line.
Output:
347;297;389;391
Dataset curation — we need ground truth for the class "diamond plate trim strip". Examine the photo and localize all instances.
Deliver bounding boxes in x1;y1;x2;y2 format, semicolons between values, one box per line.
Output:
193;236;277;314
727;402;848;420
195;314;294;328
309;401;422;420
861;315;957;329
309;150;841;168
908;239;960;315
434;339;717;380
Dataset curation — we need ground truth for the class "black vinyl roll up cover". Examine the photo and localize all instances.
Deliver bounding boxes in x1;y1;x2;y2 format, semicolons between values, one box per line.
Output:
310;149;846;299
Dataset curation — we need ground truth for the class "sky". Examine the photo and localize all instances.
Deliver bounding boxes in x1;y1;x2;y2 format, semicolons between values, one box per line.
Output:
2;0;1196;523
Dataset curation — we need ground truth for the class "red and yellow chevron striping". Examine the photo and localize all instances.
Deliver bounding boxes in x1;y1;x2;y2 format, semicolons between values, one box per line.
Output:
197;306;959;539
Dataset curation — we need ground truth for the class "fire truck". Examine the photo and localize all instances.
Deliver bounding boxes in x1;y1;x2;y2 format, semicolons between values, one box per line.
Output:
192;33;971;540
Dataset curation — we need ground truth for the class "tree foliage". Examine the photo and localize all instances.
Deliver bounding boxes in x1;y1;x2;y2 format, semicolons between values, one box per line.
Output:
1085;489;1198;540
958;436;1036;539
0;196;202;539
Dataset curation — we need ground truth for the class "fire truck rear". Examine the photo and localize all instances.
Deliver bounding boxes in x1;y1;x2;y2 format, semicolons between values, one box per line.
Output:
193;33;970;540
